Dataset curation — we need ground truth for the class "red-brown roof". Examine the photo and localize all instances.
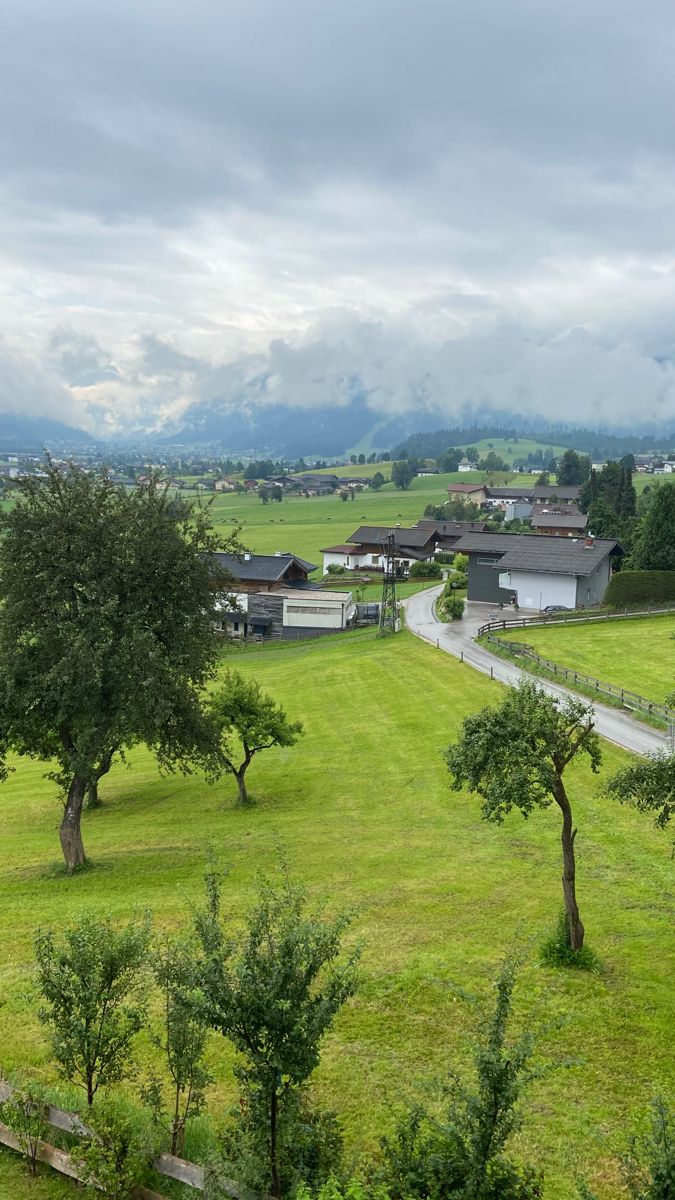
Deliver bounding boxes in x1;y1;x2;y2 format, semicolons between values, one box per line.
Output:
447;482;486;492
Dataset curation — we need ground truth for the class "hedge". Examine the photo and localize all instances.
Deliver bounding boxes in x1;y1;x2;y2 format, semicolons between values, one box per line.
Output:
604;570;675;609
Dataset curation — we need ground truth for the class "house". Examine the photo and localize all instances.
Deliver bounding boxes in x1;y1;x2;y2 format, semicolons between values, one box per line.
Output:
213;551;317;593
243;479;258;490
216;588;356;640
457;458;474;472
290;473;340;495
214;477;238;491
450;531;622;609
446;482;488;504
321;525;437;575
195;477;215;490
530;509;588;537
415;519;487;551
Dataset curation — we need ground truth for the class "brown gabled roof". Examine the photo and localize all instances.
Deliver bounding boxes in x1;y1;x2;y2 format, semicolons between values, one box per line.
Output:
320;544;366;554
447;482;486;492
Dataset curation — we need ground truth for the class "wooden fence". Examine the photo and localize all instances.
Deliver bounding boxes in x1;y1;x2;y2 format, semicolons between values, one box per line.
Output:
476;603;675;639
0;1078;263;1200
485;634;675;727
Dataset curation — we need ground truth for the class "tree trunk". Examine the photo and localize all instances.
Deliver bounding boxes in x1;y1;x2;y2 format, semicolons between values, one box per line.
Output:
270;1087;280;1199
553;777;585;950
235;767;249;806
86;748;114;809
60;775;87;873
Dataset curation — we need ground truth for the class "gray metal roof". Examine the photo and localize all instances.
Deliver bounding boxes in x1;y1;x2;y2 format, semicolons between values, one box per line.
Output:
451;531;620;577
530;512;588;530
416;519;487;536
347;524;435;548
214;552;317;582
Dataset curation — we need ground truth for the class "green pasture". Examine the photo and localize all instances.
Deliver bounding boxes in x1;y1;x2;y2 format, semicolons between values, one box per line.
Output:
454;436;569;463
207;471;538;573
506;614;675;704
0;629;673;1199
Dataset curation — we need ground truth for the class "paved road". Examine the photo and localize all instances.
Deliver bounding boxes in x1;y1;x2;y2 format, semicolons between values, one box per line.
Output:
404;586;667;756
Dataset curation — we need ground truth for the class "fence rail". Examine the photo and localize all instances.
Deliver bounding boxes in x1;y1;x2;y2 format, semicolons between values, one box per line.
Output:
485;634;675;725
476;602;675;639
0;1078;264;1200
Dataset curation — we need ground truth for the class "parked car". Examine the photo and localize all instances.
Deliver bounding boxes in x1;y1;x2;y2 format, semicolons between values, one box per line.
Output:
543;604;571;614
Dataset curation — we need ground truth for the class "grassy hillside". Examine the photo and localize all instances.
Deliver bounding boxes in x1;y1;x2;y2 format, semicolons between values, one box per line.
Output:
507;614;675;703
207;471;538;572
0;630;673;1199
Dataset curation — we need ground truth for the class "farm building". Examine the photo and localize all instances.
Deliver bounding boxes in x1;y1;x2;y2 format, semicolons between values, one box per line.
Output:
321;525;437;574
216;589;356;640
214;551;317;592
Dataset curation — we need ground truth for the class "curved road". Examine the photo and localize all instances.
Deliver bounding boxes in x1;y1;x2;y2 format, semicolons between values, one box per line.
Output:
405;585;667;756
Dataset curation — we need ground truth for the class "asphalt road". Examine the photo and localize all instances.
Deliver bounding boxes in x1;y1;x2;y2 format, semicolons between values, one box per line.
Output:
404;585;668;757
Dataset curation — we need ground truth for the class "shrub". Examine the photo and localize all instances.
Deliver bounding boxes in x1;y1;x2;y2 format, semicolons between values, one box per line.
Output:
409;560;442;579
444;571;467;591
577;1096;674;1199
539;910;600;973
452;552;469;576
604;570;675;609
0;1083;47;1176
441;595;465;621
326;564;347;575
295;1180;391;1200
78;1096;158;1199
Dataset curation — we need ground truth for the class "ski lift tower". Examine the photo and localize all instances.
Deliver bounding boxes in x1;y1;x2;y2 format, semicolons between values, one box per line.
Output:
378;531;400;635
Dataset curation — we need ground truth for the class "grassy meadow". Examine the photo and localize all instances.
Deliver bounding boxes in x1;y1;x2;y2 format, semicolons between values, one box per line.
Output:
0;629;673;1199
207;470;538;573
507;614;675;704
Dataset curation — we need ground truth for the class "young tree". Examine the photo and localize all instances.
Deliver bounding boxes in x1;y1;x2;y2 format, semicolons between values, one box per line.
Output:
445;681;601;951
371;471;386;491
258;485;271;504
0;465;236;870
379;958;542;1200
604;753;675;838
209;671;304;806
35;913;151;1105
142;936;212;1155
557;450;591;486
195;869;360;1198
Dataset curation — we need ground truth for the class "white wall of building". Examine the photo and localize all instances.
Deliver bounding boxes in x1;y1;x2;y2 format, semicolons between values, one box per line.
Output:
283;594;353;629
322;550;378;572
499;570;578;610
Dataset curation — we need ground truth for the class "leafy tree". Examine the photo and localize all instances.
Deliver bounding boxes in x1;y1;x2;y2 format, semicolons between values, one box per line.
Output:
587;497;624;541
0;465;236;871
465;446;480;465
438;449;461;473
604;753;675;837
35;912;151;1105
630;483;675;570
557;450;591;486
536;471;550;485
445;682;601;951
392;460;416;490
195;868;360;1197
371;471;386;491
209;671;304;806
357;453;366;465
453;552;469;575
479;451;508;473
142;936;212;1155
258;485;271;504
378;958;542;1200
0;1084;47;1176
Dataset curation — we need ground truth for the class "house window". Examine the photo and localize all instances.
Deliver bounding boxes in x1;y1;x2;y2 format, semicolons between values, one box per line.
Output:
233;621;239;632
477;556;499;566
372;555;380;566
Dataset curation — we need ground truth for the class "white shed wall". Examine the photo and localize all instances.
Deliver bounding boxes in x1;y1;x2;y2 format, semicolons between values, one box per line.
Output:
502;570;578;610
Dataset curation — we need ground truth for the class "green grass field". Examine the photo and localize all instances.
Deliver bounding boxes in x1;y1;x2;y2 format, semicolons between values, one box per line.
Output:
207;471;538;574
0;629;673;1199
507;614;675;704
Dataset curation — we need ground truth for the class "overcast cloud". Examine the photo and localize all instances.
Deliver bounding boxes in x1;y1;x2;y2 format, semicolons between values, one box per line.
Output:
2;0;675;435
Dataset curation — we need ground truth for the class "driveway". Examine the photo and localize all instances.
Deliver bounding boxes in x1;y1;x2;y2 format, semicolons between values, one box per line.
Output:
404;586;667;756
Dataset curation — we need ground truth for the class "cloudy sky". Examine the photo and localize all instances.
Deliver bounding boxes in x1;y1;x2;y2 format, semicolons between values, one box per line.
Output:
2;0;675;436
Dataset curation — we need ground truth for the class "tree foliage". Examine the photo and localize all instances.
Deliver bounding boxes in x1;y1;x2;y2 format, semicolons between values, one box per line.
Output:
195;868;360;1197
604;753;675;837
0;464;238;870
35;912;151;1105
556;450;591;486
445;682;601;951
631;483;675;571
208;671;304;806
391;461;416;490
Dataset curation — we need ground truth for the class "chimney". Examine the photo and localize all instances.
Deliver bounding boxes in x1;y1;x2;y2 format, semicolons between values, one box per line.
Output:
584;535;594;549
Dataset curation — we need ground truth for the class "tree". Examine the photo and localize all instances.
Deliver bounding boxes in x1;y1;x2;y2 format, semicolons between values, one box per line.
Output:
391;460;415;490
0;467;236;870
536;471;550;486
438;449;461;473
357;453;366;465
209;671;304;806
479;451;508;473
35;913;151;1105
142;936;212;1155
195;868;359;1197
630;483;675;570
557;450;591;486
587;497;624;541
371;471;386;491
258;485;271;504
445;682;601;951
379;958;542;1200
604;753;675;837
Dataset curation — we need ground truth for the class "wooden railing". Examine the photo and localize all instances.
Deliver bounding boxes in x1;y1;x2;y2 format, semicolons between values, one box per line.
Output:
485;635;675;726
0;1078;264;1200
476;603;675;639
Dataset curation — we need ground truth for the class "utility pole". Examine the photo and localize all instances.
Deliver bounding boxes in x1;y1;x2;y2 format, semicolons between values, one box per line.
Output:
378;531;400;635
